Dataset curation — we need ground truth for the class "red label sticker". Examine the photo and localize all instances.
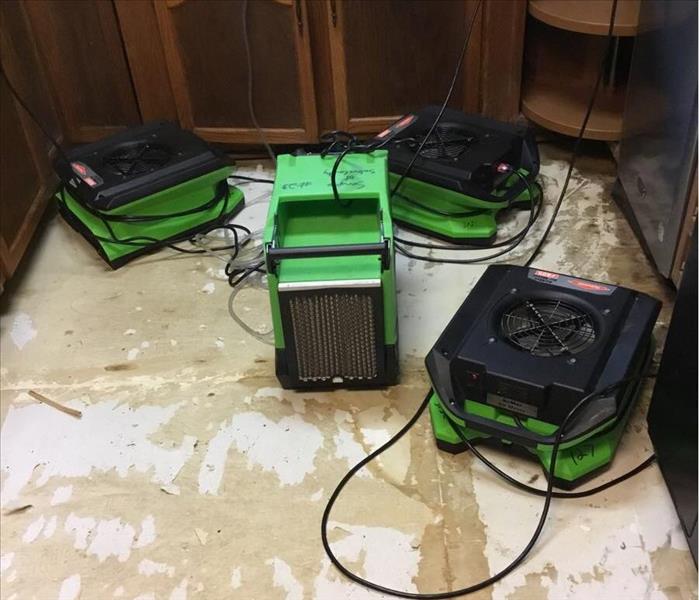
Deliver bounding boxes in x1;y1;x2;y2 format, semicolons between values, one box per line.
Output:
569;279;612;293
71;162;87;176
533;270;559;280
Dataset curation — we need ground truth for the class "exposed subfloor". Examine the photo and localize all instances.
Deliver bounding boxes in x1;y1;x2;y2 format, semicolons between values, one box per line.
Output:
1;146;696;600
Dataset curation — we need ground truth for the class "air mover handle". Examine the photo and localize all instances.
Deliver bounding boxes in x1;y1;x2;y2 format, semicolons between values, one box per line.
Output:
265;240;390;275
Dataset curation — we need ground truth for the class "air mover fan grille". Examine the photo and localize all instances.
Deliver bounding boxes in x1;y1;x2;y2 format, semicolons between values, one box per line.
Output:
103;142;172;176
501;299;596;357
420;125;475;159
396;124;476;160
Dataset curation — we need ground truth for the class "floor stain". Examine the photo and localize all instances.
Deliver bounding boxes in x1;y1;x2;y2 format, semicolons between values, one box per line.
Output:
0;149;694;599
104;363;137;372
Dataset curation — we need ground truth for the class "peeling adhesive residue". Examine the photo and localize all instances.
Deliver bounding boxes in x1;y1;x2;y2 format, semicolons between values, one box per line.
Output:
314;522;421;597
51;485;73;506
58;574;81;600
1;552;14;574
470;452;691;600
139;558;175;577
0;151;695;600
198;411;323;493
169;578;188;600
0;399;195;507
64;514;155;562
267;557;303;600
22;515;46;543
9;313;37;350
333;428;371;477
230;567;242;589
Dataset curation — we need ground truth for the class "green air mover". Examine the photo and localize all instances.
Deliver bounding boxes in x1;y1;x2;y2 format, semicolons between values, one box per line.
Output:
381;106;540;244
54;121;245;268
425;265;661;488
264;151;398;389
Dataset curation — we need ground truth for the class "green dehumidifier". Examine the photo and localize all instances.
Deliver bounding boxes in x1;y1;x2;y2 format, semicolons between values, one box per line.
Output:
264;151;398;389
54;121;244;268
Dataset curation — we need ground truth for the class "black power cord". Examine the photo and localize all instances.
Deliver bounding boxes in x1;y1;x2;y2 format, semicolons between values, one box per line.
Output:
330;0;619;268
242;0;276;166
0;64;70;163
394;182;540;251
393;190;487;219
58;185;251;257
388;1;483;201
3;59;264;258
524;0;619;267
229;174;275;184
395;171;542;264
226;260;266;289
460;433;655;499
322;0;540;266
321;379;656;599
326;0;483;208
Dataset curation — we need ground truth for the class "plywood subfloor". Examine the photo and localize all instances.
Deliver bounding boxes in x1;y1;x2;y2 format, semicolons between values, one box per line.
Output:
1;146;695;600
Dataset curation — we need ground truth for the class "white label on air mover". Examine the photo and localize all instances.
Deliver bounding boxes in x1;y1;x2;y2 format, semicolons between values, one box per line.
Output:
486;393;538;418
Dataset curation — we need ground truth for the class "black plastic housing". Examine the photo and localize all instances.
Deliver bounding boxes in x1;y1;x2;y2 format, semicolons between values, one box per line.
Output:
385;106;540;201
426;265;661;431
54;121;228;210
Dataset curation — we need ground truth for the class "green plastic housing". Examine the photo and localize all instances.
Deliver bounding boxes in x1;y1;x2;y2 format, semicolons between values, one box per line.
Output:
428;390;632;488
389;170;538;244
264;151;398;388
57;166;243;268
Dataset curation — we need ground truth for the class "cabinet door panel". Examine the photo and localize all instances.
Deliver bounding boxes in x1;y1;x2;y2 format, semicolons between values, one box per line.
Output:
328;0;481;134
24;0;141;143
0;0;61;278
113;0;179;122
0;80;51;277
154;0;317;143
1;0;62;163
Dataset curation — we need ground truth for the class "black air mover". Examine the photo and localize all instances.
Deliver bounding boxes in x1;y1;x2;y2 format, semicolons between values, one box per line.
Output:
54;121;244;268
426;265;661;487
383;107;540;244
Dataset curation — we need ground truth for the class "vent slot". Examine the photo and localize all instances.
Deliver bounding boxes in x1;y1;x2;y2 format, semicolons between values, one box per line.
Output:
285;289;380;382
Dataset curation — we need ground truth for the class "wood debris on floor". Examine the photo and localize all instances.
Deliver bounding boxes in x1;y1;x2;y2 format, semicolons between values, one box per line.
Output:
0;151;695;600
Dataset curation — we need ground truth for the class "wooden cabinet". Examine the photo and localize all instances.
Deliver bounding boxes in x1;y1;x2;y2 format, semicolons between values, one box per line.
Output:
147;0;318;144
0;0;527;281
24;0;141;143
0;0;61;282
7;0;526;146
312;0;526;135
522;0;639;141
323;0;480;134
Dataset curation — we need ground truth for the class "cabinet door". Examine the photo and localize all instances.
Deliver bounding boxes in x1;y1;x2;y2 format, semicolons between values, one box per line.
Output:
153;0;317;144
0;0;61;279
325;0;526;134
326;0;482;134
24;0;141;144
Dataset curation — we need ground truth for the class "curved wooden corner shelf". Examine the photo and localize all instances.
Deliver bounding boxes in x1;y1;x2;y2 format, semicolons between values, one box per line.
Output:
522;81;626;141
529;0;640;37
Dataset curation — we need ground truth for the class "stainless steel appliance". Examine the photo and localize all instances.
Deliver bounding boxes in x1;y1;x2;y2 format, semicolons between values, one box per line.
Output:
616;0;697;283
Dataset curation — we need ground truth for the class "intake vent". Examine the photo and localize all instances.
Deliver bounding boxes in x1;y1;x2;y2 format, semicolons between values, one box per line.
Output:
501;299;596;357
286;290;380;382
